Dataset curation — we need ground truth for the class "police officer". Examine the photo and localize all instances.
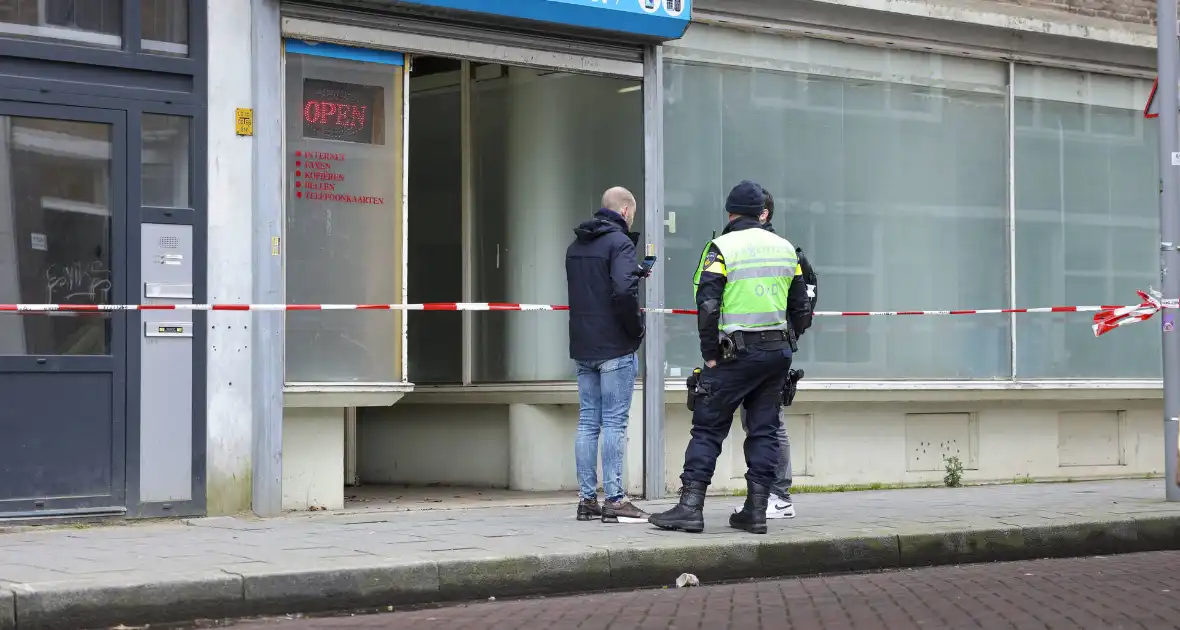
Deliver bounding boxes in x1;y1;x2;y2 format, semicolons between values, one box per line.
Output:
649;181;810;535
731;189;816;521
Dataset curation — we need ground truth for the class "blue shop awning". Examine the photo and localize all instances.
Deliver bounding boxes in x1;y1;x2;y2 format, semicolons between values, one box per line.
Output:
387;0;691;41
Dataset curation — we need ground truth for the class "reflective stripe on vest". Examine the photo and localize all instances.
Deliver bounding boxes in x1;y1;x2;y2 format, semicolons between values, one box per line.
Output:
699;228;798;336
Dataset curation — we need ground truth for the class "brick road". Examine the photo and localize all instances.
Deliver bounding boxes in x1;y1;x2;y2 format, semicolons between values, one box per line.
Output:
224;551;1180;630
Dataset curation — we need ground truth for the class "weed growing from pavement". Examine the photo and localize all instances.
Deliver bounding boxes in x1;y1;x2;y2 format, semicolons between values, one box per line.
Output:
943;455;965;488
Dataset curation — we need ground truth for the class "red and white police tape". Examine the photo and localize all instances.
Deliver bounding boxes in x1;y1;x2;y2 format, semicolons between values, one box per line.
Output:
0;289;1170;338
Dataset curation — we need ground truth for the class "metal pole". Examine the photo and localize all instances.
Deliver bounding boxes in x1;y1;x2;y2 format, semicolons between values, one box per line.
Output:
1156;0;1180;501
642;44;667;500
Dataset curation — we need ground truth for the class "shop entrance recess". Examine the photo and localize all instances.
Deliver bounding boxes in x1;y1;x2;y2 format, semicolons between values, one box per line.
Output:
0;102;129;517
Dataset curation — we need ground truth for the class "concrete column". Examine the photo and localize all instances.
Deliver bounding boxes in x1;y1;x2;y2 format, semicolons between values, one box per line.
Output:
503;70;581;382
205;0;256;515
249;0;284;517
282;407;345;510
507;396;643;494
508;403;572;491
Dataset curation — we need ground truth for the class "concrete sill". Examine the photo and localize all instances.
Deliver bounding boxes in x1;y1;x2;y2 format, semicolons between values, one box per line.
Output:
405;382;626;405
403;380;1162;405
283;382;415;408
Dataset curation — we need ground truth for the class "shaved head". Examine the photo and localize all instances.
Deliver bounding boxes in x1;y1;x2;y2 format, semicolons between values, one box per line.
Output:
601;186;637;228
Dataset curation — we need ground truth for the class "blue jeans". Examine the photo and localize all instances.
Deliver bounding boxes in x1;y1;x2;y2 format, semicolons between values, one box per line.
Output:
575;352;638;502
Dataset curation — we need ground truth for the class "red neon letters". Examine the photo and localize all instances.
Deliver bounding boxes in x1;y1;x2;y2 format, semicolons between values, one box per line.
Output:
303;100;368;131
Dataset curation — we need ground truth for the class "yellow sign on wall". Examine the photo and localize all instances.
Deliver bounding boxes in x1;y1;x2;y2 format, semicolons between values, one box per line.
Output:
235;108;254;136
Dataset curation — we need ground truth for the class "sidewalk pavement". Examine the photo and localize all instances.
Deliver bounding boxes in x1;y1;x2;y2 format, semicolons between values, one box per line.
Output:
2;479;1180;630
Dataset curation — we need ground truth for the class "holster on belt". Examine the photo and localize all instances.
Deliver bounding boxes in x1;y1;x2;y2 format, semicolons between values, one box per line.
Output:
685;367;703;411
718;336;738;362
782;368;804;407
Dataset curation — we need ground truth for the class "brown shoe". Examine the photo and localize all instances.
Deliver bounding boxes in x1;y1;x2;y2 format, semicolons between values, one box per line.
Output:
577;498;602;521
602;498;650;524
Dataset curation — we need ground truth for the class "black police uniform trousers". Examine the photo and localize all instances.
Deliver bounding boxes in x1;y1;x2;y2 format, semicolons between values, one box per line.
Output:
681;345;793;488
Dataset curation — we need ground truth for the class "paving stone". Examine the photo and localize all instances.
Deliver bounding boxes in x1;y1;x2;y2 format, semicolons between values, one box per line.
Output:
0;566;73;585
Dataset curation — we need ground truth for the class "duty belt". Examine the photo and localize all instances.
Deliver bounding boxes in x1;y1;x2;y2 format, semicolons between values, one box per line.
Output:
730;329;788;351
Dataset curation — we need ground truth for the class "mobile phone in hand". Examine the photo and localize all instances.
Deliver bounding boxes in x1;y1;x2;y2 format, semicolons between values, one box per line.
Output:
640;255;657;275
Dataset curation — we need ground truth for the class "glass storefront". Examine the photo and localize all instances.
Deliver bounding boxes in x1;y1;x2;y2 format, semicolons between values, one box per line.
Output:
281;23;1160;387
661;25;1159;382
664;33;1009;380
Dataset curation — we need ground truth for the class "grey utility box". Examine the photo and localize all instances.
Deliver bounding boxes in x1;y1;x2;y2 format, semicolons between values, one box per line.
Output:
139;224;194;504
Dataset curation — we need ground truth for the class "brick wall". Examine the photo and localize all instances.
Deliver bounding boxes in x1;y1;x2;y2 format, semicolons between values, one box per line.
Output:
988;0;1155;25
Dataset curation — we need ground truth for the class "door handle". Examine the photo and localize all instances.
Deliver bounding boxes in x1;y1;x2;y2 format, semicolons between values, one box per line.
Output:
664;211;677;234
35;358;47;364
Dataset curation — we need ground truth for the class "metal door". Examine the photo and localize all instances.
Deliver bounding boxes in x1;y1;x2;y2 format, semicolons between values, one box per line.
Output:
0;102;128;517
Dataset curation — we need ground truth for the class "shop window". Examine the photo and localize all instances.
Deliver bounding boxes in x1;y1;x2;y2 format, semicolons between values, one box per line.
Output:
1013;66;1159;379
0;0;121;49
283;49;405;383
0;116;113;356
141;0;187;56
141;114;189;207
468;67;643;382
662;29;1009;379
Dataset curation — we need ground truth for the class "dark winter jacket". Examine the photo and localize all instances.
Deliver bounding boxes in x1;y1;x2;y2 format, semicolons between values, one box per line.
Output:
565;209;644;361
764;220;818;336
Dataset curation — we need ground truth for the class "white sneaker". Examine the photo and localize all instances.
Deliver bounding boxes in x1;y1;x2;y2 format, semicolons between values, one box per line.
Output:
731;496;796;519
766;497;795;520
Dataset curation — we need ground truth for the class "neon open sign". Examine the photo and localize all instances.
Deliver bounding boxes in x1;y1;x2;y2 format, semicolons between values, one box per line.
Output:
304;101;368;131
301;78;384;144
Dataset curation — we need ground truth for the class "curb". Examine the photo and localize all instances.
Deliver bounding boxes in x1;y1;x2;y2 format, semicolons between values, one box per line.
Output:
1;586;13;630
10;516;1180;630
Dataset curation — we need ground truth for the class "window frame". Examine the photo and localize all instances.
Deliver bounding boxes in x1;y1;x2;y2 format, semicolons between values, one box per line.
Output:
0;0;203;74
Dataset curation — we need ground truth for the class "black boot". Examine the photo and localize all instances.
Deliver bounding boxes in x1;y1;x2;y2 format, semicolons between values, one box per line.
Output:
729;481;770;534
648;480;707;533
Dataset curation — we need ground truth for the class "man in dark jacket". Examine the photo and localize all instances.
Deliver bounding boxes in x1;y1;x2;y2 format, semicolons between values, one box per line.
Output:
565;186;649;524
